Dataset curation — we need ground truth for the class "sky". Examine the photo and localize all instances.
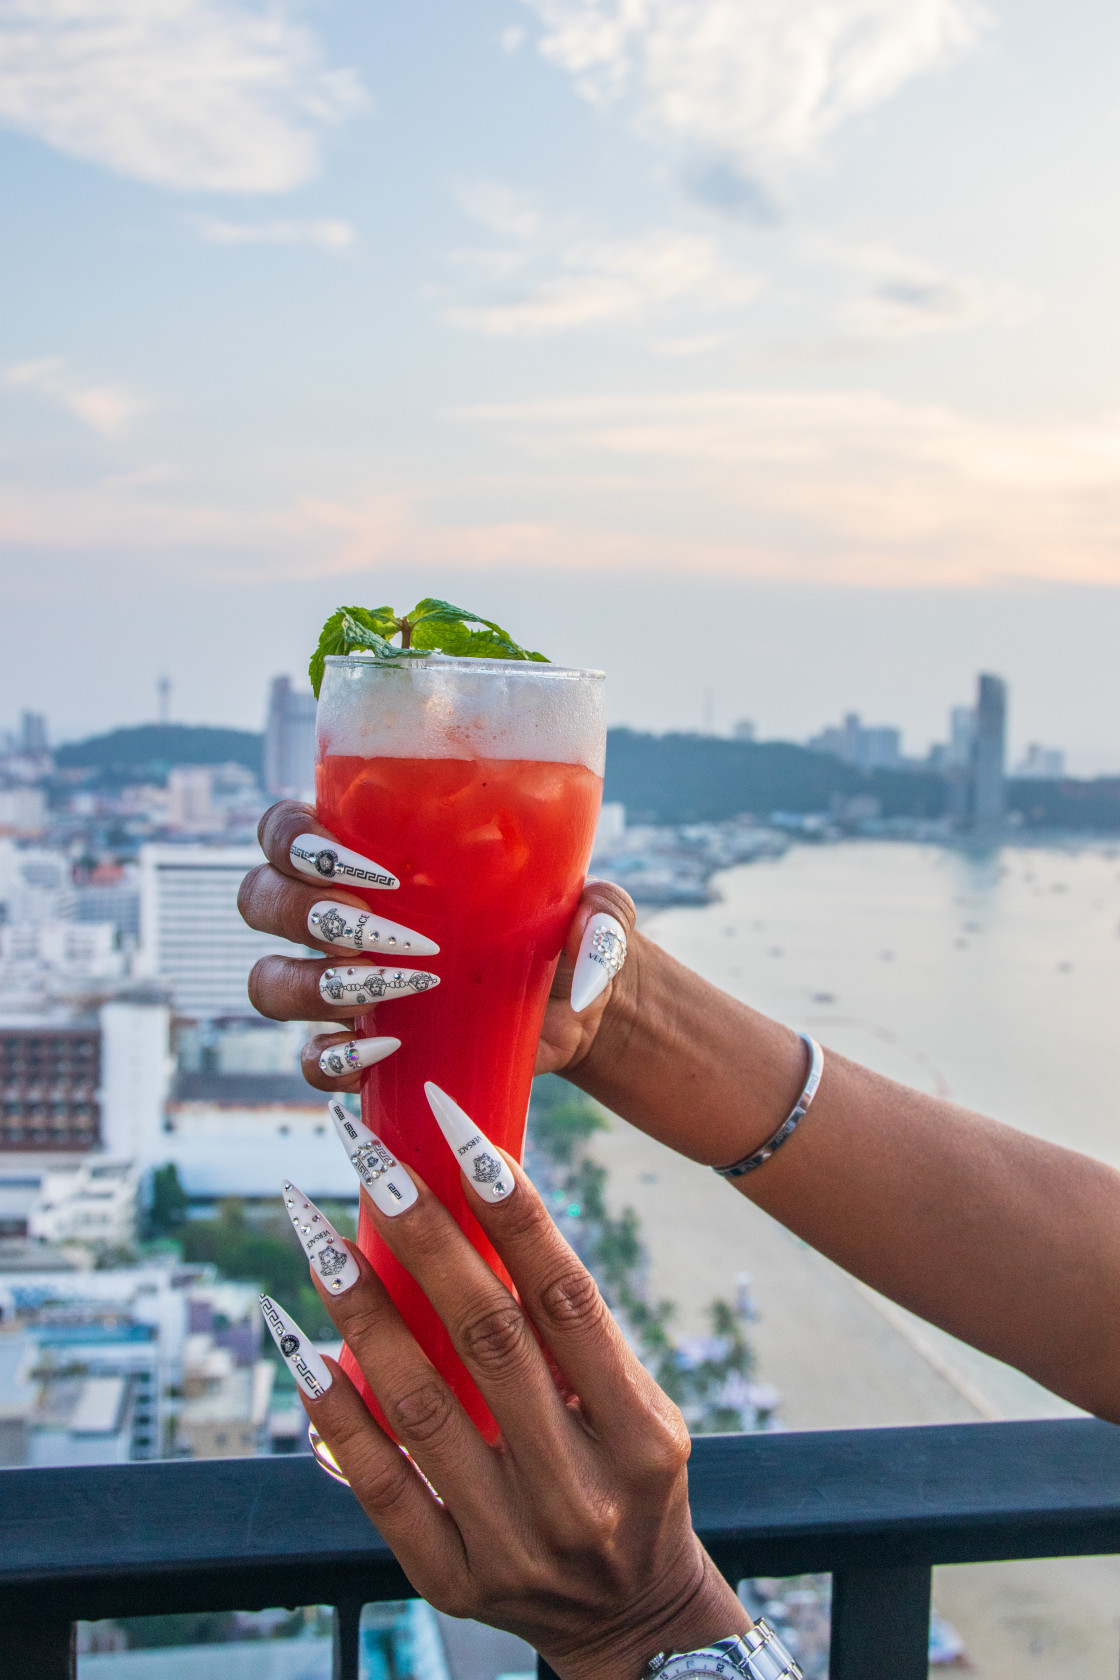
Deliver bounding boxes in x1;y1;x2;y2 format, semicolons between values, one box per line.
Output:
1;0;1119;769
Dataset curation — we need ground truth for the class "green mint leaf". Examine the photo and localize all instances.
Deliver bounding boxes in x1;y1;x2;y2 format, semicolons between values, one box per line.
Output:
407;599;549;661
308;609;349;699
310;599;549;695
309;606;413;696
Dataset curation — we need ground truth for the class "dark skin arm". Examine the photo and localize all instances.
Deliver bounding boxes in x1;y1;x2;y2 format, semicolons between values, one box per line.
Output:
564;927;1120;1423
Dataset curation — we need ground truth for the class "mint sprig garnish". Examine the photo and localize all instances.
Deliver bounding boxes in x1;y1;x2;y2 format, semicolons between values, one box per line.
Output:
309;599;548;697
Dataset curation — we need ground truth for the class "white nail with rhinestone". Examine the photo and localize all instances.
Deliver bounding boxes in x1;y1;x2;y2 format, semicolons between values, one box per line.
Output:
319;965;440;1007
319;1036;401;1079
570;912;628;1014
308;901;438;957
289;833;399;891
327;1100;418;1216
423;1082;514;1204
282;1180;361;1295
259;1294;333;1400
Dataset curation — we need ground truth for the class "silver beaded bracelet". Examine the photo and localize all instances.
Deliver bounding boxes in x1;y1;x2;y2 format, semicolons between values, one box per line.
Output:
713;1032;824;1179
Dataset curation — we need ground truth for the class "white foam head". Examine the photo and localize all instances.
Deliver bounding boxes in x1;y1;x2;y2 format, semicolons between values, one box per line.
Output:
317;655;606;773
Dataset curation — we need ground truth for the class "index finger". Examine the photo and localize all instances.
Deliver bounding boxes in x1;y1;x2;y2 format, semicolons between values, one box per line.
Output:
257;799;401;893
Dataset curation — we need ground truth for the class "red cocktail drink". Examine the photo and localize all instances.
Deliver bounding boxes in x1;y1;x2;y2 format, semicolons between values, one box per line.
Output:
315;657;605;1438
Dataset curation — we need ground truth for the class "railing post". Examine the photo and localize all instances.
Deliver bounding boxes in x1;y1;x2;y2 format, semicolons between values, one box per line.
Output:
332;1598;364;1680
0;1620;75;1679
829;1565;931;1680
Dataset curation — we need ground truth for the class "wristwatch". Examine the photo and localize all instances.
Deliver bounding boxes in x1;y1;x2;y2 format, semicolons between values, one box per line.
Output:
641;1625;802;1680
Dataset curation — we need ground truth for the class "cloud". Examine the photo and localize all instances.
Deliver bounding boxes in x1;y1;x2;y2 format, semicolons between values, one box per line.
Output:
446;230;759;336
455;180;543;243
0;0;365;193
453;387;1120;585
4;383;1120;591
683;157;781;224
815;239;1037;340
5;357;146;436
520;0;991;179
195;216;355;249
446;182;761;337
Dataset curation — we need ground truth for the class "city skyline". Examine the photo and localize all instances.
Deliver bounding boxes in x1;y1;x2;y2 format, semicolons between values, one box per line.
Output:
0;659;1071;779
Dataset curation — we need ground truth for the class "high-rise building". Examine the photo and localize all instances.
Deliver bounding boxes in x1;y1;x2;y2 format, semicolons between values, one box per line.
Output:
809;712;902;771
18;711;48;756
0;1016;102;1154
264;677;317;801
137;845;300;1019
166;767;215;831
1012;743;1065;780
971;673;1007;834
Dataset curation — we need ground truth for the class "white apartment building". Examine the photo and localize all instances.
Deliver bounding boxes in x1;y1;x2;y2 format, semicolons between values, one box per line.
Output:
137;844;301;1019
28;1160;140;1247
0;839;74;923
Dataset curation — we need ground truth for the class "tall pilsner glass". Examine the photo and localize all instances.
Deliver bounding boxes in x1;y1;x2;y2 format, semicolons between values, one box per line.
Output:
315;655;605;1438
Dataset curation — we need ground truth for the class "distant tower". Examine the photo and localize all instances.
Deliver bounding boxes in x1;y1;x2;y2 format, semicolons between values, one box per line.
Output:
18;710;48;756
971;673;1007;835
157;676;171;725
264;676;317;800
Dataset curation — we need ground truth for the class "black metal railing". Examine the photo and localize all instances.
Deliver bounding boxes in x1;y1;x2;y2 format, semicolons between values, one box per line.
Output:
4;1416;1120;1680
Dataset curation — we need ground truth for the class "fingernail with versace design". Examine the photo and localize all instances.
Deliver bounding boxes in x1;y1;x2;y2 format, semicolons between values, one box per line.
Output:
570;912;628;1014
282;1180;360;1295
318;965;440;1008
259;1294;333;1400
423;1082;514;1204
308;901;439;957
327;1100;418;1217
289;833;399;891
318;1036;401;1079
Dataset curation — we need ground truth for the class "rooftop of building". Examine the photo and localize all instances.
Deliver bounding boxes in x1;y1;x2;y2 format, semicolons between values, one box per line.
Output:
169;1071;320;1107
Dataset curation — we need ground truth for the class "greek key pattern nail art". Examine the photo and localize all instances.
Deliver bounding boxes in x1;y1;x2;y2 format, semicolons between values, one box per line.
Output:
289;833;399;890
327;1100;419;1216
282;1181;360;1294
319;1035;401;1078
308;901;439;958
319;965;440;1006
259;1294;333;1400
424;1082;514;1204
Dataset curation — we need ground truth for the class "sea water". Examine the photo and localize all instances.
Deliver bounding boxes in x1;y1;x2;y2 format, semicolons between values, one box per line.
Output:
647;839;1120;1167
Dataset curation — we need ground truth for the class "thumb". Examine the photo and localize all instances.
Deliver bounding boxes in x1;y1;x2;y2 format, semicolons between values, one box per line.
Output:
564;878;636;1015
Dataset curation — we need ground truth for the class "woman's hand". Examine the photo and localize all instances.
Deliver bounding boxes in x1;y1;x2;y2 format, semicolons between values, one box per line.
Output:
238;801;637;1090
275;1107;748;1680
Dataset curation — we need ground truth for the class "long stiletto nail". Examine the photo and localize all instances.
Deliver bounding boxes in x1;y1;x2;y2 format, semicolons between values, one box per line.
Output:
319;965;439;1007
327;1099;418;1216
308;901;438;957
259;1294;333;1399
282;1180;361;1294
319;1036;401;1078
570;912;628;1014
289;833;399;890
424;1082;514;1204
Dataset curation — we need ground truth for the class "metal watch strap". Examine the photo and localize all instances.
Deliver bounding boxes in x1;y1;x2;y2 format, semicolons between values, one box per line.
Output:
642;1623;803;1680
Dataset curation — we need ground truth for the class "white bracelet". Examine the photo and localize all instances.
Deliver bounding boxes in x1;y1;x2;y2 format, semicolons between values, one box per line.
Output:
713;1032;824;1179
